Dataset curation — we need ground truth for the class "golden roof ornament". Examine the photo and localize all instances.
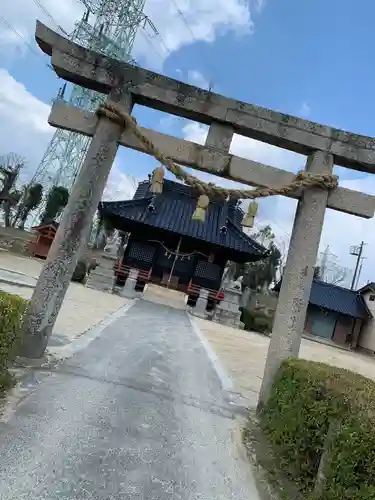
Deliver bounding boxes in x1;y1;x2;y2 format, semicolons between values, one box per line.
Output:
192;194;210;223
242;201;258;228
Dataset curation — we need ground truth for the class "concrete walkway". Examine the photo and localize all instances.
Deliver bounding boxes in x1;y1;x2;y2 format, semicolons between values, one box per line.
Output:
0;301;260;499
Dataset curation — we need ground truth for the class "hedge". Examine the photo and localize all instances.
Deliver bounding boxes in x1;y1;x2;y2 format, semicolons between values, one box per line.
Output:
0;291;28;393
261;358;375;500
240;308;273;334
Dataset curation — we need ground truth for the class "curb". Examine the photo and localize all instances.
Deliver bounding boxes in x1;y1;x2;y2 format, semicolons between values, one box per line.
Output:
188;313;234;392
0;278;36;289
0;266;35;278
187;314;248;414
0;266;37;289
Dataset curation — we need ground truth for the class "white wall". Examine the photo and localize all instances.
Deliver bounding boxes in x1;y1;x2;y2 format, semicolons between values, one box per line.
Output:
358;290;375;351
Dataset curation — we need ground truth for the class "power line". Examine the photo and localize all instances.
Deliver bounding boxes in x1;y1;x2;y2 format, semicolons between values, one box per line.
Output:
31;0;69;36
141;18;172;60
0;14;53;71
169;0;216;90
170;0;199;45
139;25;171;63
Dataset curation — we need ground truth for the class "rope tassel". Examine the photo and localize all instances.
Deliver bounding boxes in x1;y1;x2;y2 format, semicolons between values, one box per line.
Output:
242;201;258;228
192;195;210;223
150;166;164;194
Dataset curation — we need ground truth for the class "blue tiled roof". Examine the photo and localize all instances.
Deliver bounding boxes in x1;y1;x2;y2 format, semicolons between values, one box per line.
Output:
274;279;371;319
309;281;371;319
357;282;375;294
99;179;267;260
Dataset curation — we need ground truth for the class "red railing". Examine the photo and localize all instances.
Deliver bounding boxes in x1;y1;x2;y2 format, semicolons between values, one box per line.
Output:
113;263;224;301
114;263;152;283
187;280;224;302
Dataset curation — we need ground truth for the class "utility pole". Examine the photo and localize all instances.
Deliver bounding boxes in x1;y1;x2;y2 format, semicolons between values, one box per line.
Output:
350;241;365;290
355;256;366;289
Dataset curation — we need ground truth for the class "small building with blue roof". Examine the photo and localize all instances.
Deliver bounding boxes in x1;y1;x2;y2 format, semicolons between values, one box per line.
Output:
274;279;372;350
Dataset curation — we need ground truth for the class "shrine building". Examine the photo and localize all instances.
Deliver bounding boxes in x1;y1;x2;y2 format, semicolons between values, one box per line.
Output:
98;178;268;300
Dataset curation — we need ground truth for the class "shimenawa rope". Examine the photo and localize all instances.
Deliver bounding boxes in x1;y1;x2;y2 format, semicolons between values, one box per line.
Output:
96;102;339;224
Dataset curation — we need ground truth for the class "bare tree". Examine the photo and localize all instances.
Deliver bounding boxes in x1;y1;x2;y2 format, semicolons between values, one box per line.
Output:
16;183;44;229
317;245;350;286
0;153;25;227
324;263;349;286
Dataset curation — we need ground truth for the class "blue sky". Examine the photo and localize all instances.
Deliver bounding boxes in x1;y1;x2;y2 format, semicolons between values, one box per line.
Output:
0;0;375;285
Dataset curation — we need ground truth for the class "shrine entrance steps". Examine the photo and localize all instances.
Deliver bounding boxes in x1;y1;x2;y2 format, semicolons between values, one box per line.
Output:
142;284;187;310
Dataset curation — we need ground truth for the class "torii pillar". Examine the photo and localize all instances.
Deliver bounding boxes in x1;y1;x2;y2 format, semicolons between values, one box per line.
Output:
20;88;133;358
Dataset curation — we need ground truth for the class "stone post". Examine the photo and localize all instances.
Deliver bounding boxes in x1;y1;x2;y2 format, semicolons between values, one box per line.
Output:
121;268;139;298
195;288;209;316
20;89;133;358
257;150;334;411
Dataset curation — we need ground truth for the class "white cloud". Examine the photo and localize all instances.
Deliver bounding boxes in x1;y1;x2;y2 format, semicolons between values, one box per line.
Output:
0;0;82;57
137;0;253;67
0;0;255;69
187;70;209;90
0;69;137;202
0;68;52;173
102;162;138;201
298;101;311;118
182;121;304;172
253;0;266;12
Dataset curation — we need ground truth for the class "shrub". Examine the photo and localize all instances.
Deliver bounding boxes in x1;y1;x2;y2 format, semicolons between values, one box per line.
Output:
261;358;375;500
0;370;15;393
254;316;272;334
71;258;99;283
0;291;28;393
241;308;272;334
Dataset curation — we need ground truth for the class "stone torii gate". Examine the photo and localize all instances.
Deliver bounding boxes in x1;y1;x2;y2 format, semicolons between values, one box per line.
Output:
22;21;375;409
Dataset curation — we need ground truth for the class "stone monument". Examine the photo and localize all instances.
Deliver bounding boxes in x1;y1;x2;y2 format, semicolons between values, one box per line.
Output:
103;231;121;260
86;232;121;292
214;276;243;327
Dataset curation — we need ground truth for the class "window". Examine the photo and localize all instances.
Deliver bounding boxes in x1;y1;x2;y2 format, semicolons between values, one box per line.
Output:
369;294;375;302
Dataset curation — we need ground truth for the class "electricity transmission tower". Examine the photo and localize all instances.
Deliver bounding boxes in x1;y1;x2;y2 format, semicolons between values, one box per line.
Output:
29;0;153;223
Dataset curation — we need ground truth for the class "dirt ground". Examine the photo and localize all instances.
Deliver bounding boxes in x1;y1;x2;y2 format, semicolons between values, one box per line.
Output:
0;251;129;344
195;317;375;405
